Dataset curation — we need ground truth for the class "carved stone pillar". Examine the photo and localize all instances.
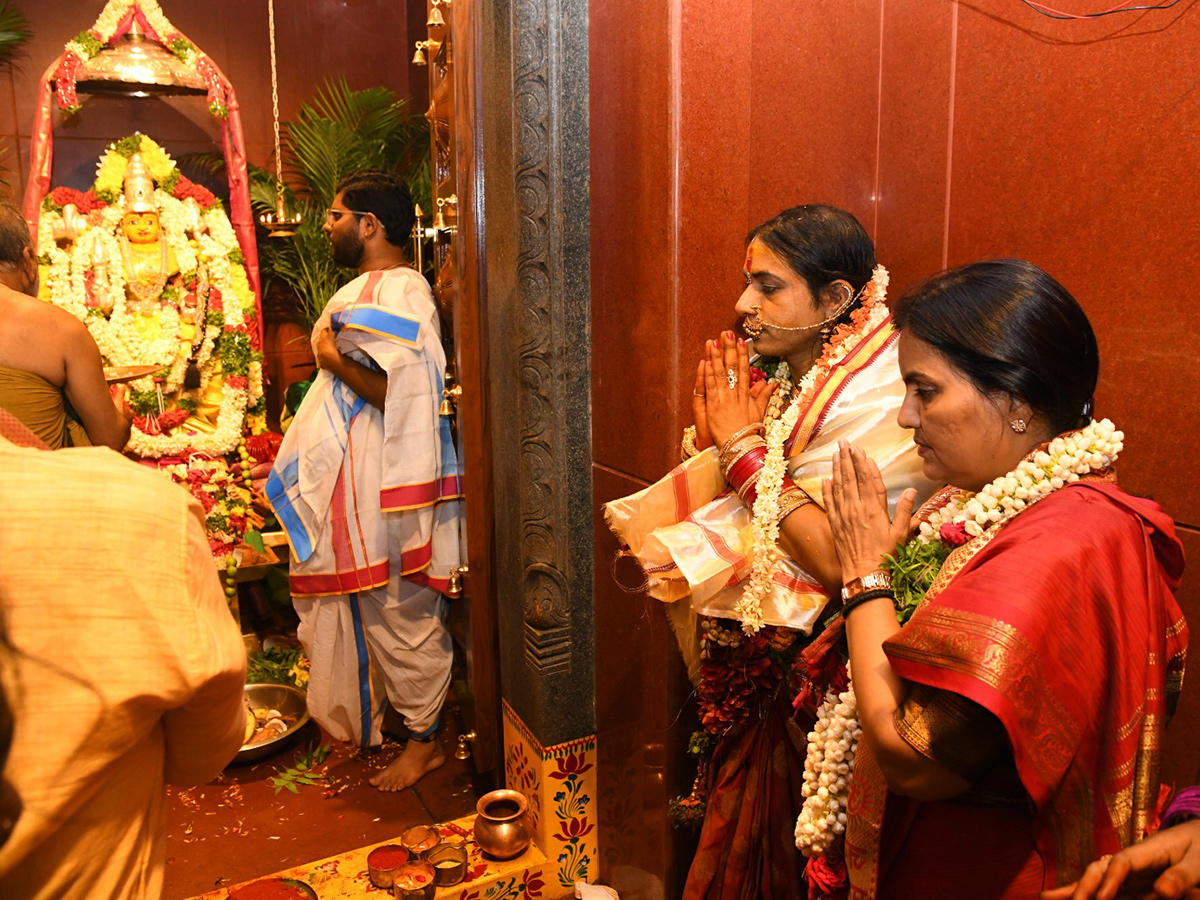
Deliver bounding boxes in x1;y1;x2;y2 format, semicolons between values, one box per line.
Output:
478;0;596;890
480;0;594;751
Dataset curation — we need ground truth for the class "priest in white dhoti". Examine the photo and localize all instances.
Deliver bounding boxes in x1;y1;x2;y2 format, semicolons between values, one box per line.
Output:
268;172;462;792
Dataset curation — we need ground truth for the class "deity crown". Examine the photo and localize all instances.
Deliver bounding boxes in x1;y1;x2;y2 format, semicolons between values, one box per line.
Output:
124;153;157;214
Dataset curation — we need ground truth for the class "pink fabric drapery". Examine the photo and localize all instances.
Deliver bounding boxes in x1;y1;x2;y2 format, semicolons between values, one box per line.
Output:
21;6;262;344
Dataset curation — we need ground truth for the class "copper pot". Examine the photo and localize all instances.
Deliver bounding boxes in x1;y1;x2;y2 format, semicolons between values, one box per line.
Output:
473;789;533;860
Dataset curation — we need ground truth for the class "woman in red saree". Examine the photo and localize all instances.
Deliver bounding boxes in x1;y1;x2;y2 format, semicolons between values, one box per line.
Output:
606;206;933;899
819;260;1187;899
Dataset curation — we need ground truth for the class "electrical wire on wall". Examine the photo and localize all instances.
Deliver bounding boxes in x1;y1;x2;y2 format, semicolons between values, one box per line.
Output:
1019;0;1182;18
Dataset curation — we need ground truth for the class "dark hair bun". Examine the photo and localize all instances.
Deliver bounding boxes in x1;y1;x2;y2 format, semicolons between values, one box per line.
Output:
893;259;1098;434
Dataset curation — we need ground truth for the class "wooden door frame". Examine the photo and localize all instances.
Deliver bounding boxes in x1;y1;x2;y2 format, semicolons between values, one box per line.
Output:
442;0;504;779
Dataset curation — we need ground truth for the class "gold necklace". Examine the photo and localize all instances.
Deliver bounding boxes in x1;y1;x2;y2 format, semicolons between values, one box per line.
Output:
120;235;169;304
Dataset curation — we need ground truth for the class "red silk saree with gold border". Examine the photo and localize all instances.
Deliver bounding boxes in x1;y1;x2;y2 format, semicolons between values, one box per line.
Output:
846;481;1187;898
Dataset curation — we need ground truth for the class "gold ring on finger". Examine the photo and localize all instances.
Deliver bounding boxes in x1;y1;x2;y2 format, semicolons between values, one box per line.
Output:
726;368;738;390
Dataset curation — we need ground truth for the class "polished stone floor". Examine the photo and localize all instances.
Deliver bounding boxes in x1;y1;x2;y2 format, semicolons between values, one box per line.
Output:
163;723;478;898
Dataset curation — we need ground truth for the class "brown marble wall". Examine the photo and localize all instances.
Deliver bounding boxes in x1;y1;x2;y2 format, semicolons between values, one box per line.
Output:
592;0;1200;892
0;0;427;198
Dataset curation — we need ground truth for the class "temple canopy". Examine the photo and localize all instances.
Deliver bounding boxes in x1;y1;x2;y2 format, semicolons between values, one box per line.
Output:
22;0;261;343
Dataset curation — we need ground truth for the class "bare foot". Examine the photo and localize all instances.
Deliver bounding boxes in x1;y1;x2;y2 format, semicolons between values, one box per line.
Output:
368;737;445;792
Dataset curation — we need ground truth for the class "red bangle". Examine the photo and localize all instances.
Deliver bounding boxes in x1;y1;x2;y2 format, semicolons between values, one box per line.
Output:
726;445;767;496
738;471;762;506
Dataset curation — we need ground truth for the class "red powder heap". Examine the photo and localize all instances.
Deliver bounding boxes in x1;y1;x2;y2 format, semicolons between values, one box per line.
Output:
368;844;410;869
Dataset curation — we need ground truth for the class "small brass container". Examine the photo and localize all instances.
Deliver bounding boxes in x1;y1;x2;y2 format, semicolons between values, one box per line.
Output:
427;842;468;886
399;824;441;859
367;844;410;889
391;861;436;899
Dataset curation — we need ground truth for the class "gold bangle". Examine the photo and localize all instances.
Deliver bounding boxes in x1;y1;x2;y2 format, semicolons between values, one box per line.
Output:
718;422;764;459
681;425;700;461
723;435;765;467
719;435;766;475
775;487;814;522
718;435;758;470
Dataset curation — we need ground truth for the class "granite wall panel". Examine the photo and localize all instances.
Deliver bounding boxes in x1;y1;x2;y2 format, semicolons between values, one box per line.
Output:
590;0;681;484
946;2;1200;522
593;464;696;900
591;3;1200;887
873;0;955;294
675;0;753;393
747;0;881;231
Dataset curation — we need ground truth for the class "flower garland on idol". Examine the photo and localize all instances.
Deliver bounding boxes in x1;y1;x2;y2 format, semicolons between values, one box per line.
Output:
54;0;229;116
157;457;264;555
794;419;1124;891
38;133;265;459
734;266;891;634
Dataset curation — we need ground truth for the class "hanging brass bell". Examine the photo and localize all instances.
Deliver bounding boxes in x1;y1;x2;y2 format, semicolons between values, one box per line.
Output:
454;731;476;760
439;381;461;417
447;565;468;597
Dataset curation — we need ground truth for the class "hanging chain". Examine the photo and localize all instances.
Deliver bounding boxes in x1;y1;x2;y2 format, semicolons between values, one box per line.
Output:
268;0;284;208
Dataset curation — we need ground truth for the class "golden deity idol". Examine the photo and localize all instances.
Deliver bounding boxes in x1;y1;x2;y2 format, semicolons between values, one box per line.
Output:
37;133;265;458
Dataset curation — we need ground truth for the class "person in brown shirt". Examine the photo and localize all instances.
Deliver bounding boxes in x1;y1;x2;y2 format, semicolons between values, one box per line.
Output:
0;408;246;899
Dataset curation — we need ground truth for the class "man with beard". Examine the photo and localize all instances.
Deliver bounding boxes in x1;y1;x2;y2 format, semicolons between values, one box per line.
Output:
267;171;463;791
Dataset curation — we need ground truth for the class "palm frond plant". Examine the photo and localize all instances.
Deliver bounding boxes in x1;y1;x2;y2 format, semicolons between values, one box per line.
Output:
256;78;430;330
0;1;31;191
0;1;31;67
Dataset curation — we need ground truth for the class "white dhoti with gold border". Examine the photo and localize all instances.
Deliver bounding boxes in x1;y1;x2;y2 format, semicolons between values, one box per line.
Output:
268;268;463;746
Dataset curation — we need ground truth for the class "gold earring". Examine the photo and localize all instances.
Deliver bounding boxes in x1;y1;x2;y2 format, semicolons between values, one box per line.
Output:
1010;418;1027;434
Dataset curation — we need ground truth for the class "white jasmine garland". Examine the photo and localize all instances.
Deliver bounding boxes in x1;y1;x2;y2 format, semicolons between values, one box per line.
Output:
796;665;859;856
917;418;1123;543
796;418;1122;860
126;383;249;457
735;266;891;634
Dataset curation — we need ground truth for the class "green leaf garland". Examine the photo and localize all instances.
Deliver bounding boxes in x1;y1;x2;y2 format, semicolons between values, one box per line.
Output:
881;538;951;625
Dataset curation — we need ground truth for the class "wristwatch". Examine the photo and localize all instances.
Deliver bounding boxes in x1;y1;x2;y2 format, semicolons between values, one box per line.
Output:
841;570;893;602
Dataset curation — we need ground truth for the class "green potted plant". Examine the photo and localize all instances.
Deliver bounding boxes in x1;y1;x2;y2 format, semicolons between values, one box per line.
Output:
187;78;429;425
255;77;431;330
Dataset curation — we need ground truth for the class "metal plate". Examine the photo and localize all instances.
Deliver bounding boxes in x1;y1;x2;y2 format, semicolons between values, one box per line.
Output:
103;364;160;384
235;684;310;764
